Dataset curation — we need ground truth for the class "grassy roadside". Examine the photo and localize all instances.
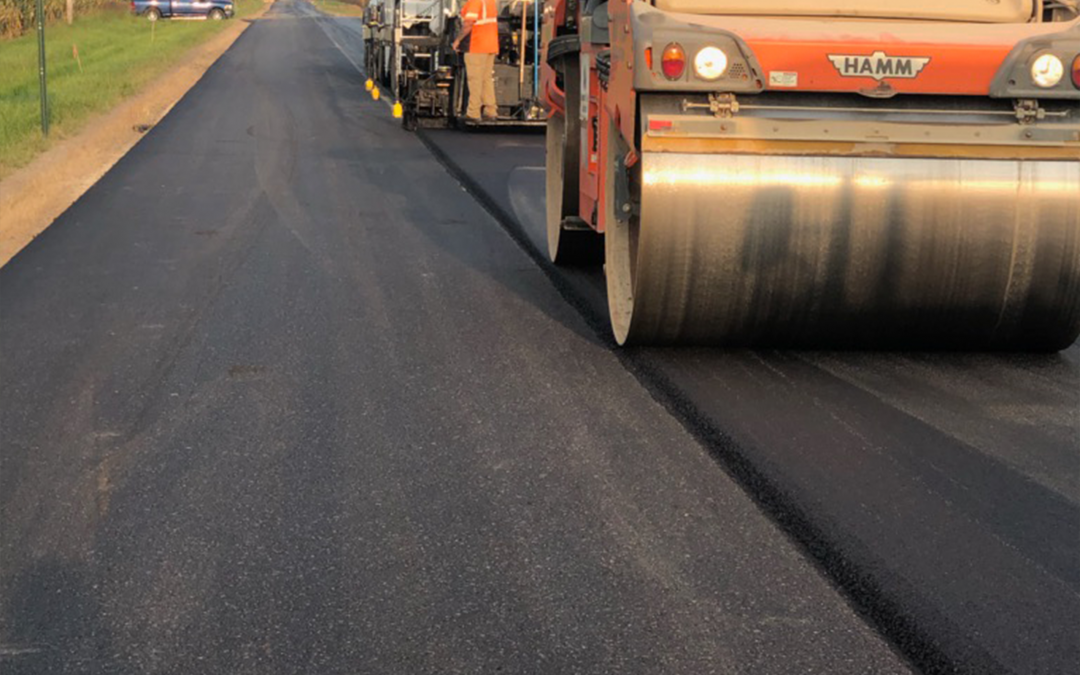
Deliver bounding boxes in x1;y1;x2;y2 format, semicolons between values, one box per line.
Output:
311;0;365;17
0;0;263;177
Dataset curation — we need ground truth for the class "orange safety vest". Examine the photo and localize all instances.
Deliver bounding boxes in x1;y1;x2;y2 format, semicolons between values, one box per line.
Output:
461;0;499;54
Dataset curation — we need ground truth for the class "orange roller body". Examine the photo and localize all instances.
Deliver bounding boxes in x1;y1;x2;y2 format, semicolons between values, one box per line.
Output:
541;0;1080;349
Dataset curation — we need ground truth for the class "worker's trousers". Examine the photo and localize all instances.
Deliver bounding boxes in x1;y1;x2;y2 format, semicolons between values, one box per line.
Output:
464;52;497;119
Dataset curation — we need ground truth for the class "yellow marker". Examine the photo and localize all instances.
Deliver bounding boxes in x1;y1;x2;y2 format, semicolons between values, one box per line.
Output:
392;101;403;119
365;78;374;91
372;86;380;101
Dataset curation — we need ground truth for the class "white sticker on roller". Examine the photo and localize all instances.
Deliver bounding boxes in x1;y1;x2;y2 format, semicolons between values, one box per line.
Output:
769;71;798;87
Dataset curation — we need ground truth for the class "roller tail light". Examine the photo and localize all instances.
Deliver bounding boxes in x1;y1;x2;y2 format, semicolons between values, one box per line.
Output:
661;43;686;80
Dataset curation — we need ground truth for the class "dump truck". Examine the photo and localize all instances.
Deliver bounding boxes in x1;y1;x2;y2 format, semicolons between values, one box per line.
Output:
541;0;1080;348
365;0;546;128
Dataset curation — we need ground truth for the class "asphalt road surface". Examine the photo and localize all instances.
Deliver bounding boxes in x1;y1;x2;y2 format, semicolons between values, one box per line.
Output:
420;132;1080;675
1;1;1076;674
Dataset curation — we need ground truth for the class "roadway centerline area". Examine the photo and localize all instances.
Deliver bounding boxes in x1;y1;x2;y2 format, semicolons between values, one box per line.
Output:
0;1;914;673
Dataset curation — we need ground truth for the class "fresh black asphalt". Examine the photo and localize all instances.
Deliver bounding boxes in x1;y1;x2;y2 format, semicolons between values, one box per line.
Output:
1;1;1077;674
0;2;913;673
422;130;1080;675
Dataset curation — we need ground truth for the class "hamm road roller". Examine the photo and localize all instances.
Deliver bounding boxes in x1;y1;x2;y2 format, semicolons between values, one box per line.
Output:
541;0;1080;348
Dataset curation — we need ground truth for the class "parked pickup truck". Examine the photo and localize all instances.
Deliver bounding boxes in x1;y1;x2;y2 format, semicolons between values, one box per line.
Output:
131;0;235;21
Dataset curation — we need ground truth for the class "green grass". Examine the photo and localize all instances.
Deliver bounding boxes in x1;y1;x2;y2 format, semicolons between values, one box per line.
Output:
0;1;263;176
312;0;365;17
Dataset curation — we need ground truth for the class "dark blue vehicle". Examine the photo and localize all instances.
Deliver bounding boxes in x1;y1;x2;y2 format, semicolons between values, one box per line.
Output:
131;0;235;21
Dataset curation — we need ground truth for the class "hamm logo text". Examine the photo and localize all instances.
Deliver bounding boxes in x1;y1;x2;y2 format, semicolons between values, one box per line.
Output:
827;51;931;80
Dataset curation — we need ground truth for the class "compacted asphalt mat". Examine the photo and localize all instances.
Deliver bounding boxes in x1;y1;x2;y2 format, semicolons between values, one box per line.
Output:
1;2;1077;673
418;133;1080;675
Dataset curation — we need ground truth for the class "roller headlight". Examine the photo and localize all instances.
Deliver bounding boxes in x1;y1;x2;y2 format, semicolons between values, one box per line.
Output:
1031;53;1064;88
693;47;729;81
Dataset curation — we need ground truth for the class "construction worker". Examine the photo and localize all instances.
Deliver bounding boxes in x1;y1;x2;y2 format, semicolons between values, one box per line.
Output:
452;0;499;121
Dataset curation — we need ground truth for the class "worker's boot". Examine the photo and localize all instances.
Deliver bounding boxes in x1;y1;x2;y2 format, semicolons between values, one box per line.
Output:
482;106;498;121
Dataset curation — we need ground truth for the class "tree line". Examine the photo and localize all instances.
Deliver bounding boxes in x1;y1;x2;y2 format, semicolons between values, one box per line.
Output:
1;0;121;39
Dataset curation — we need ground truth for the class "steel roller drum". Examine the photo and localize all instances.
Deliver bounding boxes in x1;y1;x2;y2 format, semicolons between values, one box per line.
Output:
611;152;1080;348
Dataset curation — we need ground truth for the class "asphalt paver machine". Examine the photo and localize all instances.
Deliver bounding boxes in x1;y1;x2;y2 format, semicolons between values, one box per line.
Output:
541;0;1080;348
366;0;547;128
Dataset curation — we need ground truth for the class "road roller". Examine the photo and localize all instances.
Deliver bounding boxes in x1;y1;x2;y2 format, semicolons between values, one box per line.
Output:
541;0;1080;348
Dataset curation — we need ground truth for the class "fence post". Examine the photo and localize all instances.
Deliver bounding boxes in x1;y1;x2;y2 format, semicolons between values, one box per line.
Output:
532;0;538;101
36;0;49;137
